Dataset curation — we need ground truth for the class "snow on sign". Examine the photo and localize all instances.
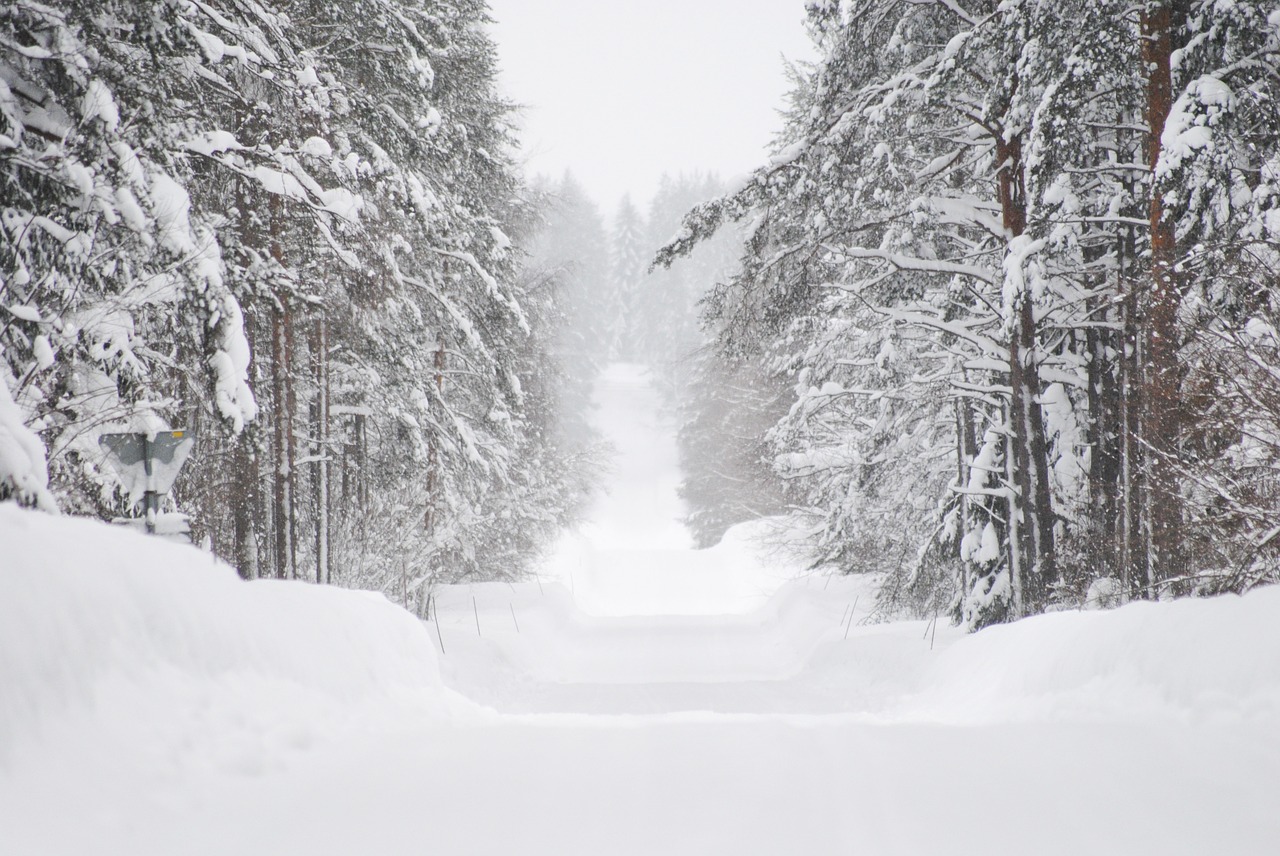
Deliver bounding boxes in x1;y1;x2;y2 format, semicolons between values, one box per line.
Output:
98;431;195;533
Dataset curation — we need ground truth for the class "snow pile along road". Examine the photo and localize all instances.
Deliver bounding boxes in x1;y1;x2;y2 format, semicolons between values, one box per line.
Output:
908;587;1280;724
0;504;446;769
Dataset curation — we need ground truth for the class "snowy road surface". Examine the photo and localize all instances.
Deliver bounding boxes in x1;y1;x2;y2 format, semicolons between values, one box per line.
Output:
4;364;1280;855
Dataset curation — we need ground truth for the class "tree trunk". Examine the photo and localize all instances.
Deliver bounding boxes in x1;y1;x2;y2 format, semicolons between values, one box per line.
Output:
1142;0;1185;593
1120;261;1149;597
997;131;1057;613
231;179;261;581
425;336;445;532
269;193;296;581
955;394;980;613
232;433;259;580
271;297;296;580
312;313;330;585
1086;251;1122;585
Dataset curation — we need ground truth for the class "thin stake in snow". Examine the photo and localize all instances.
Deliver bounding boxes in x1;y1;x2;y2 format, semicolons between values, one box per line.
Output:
844;596;859;640
922;605;941;648
435;616;446;656
509;603;520;634
473;595;481;637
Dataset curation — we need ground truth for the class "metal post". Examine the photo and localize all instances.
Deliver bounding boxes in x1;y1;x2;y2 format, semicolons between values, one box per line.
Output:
142;434;156;535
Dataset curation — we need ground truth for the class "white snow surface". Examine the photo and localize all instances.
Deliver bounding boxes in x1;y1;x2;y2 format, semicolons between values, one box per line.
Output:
3;364;1280;854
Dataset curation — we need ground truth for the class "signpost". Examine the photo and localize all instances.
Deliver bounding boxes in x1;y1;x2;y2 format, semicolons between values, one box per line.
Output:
98;430;195;534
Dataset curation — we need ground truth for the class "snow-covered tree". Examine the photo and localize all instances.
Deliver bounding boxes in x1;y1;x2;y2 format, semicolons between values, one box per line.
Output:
2;0;590;602
658;0;1280;628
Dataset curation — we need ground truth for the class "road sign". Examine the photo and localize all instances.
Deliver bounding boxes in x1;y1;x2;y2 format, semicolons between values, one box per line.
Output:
98;431;195;534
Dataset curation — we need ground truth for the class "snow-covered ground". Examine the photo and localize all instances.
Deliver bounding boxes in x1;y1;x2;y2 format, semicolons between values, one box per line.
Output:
3;364;1280;855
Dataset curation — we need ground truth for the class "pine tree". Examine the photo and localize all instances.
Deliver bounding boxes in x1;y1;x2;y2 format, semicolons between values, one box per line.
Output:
2;0;593;602
657;0;1280;627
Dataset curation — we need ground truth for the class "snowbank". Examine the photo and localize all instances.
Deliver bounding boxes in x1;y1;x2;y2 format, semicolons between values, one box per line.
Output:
906;586;1280;723
0;504;444;764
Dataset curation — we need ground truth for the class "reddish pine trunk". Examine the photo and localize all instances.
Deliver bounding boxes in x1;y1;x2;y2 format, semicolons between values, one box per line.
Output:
1142;0;1185;592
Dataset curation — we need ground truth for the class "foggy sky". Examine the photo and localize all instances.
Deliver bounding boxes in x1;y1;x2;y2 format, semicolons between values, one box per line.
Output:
486;0;816;214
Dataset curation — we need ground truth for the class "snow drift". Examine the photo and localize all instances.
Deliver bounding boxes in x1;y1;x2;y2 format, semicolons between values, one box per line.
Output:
0;504;444;763
907;586;1280;724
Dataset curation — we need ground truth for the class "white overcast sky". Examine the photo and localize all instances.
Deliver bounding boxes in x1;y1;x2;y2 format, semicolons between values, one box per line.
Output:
485;0;816;214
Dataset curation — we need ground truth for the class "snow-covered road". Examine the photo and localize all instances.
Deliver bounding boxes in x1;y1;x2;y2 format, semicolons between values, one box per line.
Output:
4;364;1279;855
418;366;1280;854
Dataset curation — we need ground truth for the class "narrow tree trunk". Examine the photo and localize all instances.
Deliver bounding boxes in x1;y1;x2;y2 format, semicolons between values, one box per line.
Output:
1142;0;1185;593
271;298;296;580
425;336;446;532
955;395;979;612
232;434;259;580
1086;243;1122;584
997;132;1057;613
312;314;330;585
285;303;299;579
268;193;296;581
1120;262;1149;597
355;412;368;511
232;176;262;581
1005;421;1025;617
